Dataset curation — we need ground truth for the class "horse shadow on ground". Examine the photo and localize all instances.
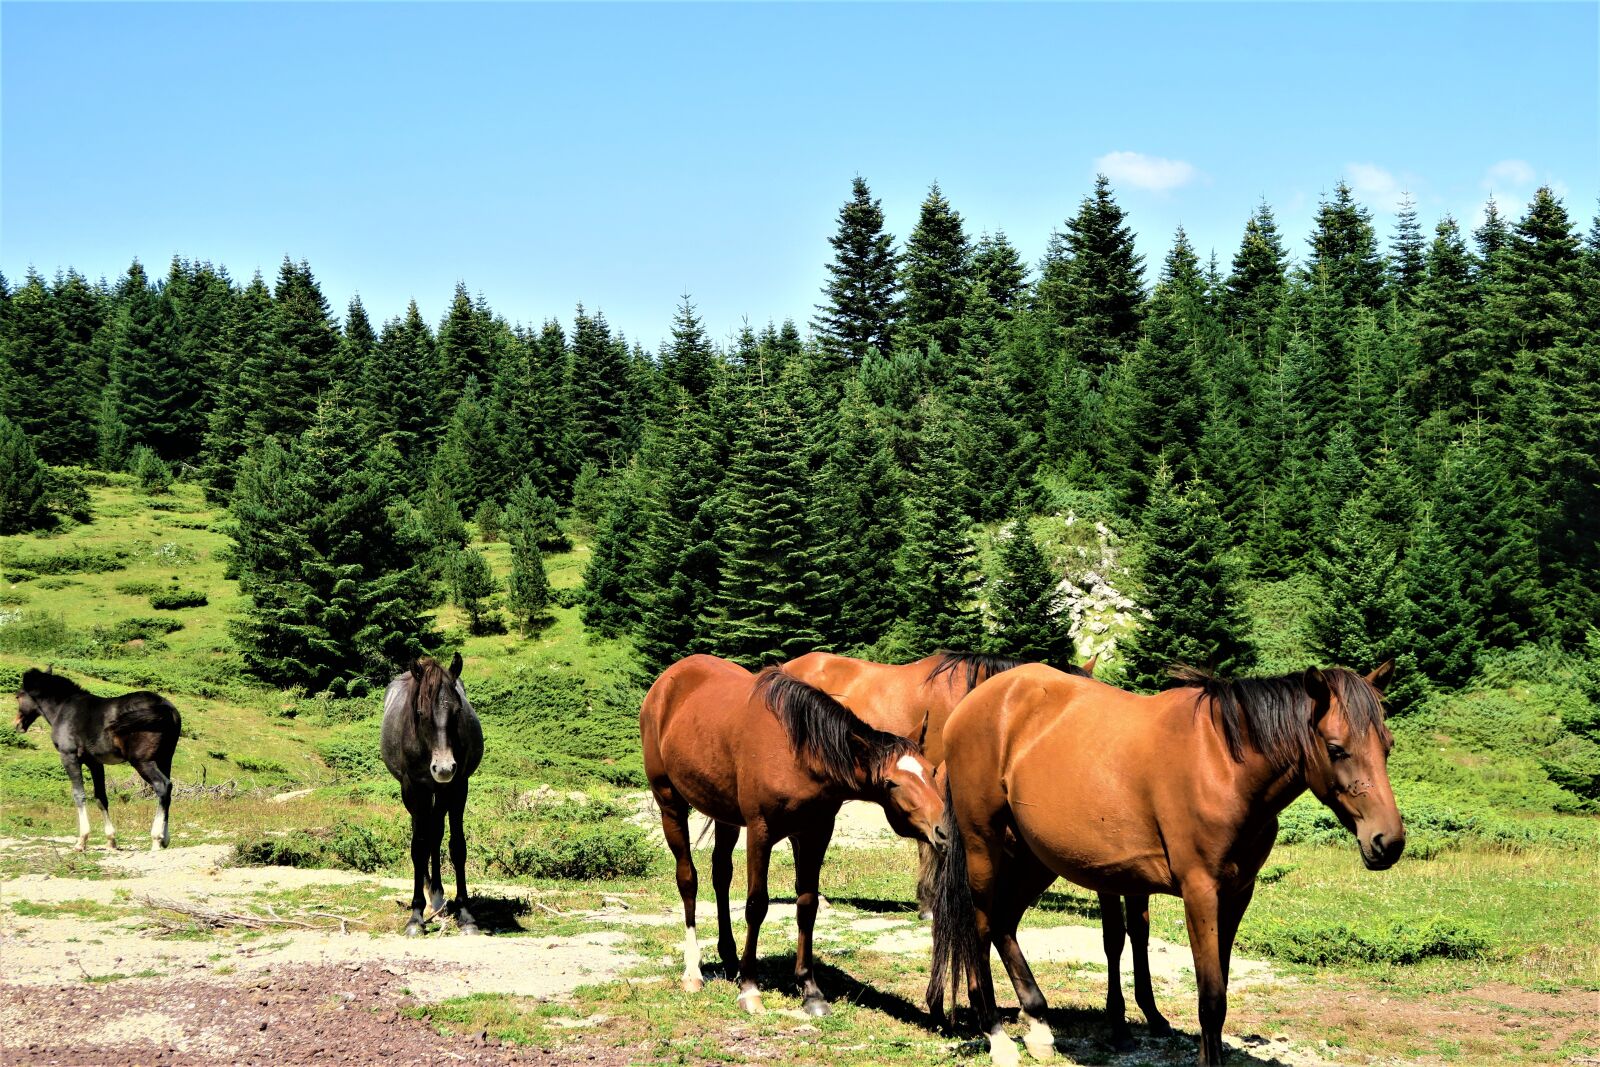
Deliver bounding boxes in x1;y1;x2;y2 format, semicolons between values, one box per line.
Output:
817;894;921;916
737;955;1293;1066
392;894;530;935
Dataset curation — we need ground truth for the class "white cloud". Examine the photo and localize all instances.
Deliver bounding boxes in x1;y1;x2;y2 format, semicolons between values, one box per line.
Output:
1344;162;1415;212
1094;151;1201;193
1483;159;1536;191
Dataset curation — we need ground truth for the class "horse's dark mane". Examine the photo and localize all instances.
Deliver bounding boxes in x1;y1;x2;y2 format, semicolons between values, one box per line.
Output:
1170;666;1386;768
755;667;918;789
20;668;87;703
925;651;1091;695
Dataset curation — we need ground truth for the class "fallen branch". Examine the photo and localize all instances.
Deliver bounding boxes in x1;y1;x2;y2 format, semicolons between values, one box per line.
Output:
138;895;368;934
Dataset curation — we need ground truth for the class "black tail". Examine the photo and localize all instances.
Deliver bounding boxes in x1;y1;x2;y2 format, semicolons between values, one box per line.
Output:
926;778;984;1026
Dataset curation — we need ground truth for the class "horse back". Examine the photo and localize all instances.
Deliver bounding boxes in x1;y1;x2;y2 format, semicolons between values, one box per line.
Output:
782;652;936;744
100;692;180;764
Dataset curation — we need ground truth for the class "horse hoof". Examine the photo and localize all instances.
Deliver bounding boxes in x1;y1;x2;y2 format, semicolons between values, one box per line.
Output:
736;989;765;1015
73;840;87;853
802;997;830;1018
403;921;425;938
105;838;117;852
1111;1033;1136;1053
682;977;704;994
1147;1017;1172;1038
918;908;934;922
987;1030;1022;1067
1022;1024;1055;1059
458;922;480;936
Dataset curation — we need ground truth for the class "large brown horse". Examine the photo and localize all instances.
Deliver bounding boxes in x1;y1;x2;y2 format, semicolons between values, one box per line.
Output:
928;662;1403;1067
640;654;945;1016
784;650;1094;915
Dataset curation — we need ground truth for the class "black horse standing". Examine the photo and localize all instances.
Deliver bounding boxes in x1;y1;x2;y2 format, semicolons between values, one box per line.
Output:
380;653;483;936
14;668;180;851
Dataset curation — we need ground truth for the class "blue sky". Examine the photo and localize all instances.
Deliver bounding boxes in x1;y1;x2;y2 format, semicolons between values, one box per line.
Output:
3;2;1595;349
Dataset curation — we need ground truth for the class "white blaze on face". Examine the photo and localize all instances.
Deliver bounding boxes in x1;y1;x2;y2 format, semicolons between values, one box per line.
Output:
895;754;928;784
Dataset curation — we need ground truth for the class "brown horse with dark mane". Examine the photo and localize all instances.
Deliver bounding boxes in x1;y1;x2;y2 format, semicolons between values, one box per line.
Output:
15;668;181;851
783;650;1094;916
928;662;1403;1066
640;654;945;1016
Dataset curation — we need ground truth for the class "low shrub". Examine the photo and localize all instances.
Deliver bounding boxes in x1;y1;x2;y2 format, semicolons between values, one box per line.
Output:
232;818;406;874
232;830;327;869
0;612;72;653
1249;915;1491;966
234;755;286;775
319;723;386;781
0;589;28;605
0;722;33;749
1;546;128;577
130;446;172;494
149;588;208;610
478;822;654;880
114;580;164;597
33;576;79;590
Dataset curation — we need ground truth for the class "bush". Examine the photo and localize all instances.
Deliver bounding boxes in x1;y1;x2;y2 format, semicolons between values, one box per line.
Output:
329;820;405;873
115;580;164;597
319;722;386;781
130;446;173;494
1250;915;1491;966
0;722;33;749
232;830;327;869
149;588;208;610
2;545;129;577
0;612;72;653
479;822;654;880
232;818;405;874
474;499;503;543
234;755;286;774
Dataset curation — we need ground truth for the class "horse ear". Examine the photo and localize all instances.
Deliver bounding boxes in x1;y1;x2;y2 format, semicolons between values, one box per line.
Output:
410;659;425;683
1303;667;1332;720
1081;655;1098;675
916;711;930;749
448;652;463;680
1365;659;1395;693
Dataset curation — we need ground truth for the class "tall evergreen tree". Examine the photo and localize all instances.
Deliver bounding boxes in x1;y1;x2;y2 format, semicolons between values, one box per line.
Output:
229;396;437;690
108;260;192;461
660;295;718;400
0;415;52;534
898;182;972;359
1124;468;1254;690
1311;487;1404;670
360;299;438;464
1308;180;1386;310
566;306;631;467
987;514;1074;664
1036;175;1146;366
1224;200;1289;351
435;281;493;415
813;176;899;369
0;270;72;463
1389;193;1427;300
503;477;554;634
247;258;341;443
580;461;654;637
200;274;274;494
894;406;984;655
971;231;1029;315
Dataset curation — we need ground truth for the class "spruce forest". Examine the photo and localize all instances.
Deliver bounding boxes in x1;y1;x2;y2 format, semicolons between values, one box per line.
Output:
2;174;1597;723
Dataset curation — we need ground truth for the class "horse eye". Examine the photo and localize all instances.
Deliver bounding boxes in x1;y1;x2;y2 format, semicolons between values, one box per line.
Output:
1327;744;1349;761
885;780;900;789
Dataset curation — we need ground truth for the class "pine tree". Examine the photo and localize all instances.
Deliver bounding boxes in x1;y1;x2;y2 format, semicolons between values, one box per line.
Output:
504;476;555;634
0;270;72;463
448;546;498;634
1036;175;1146;367
1392;505;1479;705
199;273;274;495
340;295;378;417
361;300;438;464
987;514;1074;664
108;260;191;460
894;406;983;655
248;259;341;444
660;295;718;400
1414;217;1482;424
1124;468;1254;690
707;369;825;665
430;377;498;512
566;306;631;467
435;281;492;415
1311;488;1403;670
1308;180;1386;310
163;258;233;458
1389;193;1427;301
52;269;112;463
971;231;1029;316
1224;200;1289;354
813;176;899;369
898;182;972;358
580;461;653;637
0;415;52;534
229;395;437;690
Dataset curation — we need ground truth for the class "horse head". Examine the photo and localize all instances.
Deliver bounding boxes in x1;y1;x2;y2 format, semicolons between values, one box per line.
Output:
876;748;947;852
1303;661;1405;870
411;652;465;784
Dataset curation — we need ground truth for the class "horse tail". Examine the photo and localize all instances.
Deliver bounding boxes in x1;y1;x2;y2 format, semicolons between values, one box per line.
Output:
926;777;982;1026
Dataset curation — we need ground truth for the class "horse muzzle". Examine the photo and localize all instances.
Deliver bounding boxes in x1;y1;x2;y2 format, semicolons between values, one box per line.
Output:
1360;830;1405;870
929;822;950;855
430;764;457;784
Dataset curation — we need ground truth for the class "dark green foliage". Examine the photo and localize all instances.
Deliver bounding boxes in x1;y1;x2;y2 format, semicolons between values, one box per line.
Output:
580;462;652;637
565;307;632;468
130;445;173;494
1311;489;1402;671
987;514;1073;664
1308;180;1386;310
898;182;971;359
1036;175;1145;366
1250;915;1489;966
893;407;983;655
813;176;899;368
360;300;439;461
148;587;208;610
247;259;342;444
228;396;437;690
199;273;274;494
1124;468;1254;689
971;231;1028;314
434;282;494;416
0;270;85;465
1389;194;1427;299
448;546;498;634
473;498;502;543
660;296;718;400
479;820;653;880
430;377;497;512
0;416;52;534
504;487;553;636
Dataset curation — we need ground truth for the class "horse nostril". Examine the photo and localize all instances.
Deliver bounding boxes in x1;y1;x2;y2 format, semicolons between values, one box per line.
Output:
1370;833;1386;855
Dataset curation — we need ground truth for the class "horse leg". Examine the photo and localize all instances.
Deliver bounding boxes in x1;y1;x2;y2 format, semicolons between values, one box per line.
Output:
61;754;89;851
1127;893;1171;1036
132;758;172;851
1181;881;1227;1067
990;847;1058;1061
711;821;740;981
960;820;1019;1067
402;786;432;936
915;839;937;920
1218;884;1254;990
1099;893;1131;1049
790;812;837;1017
734;825;772;1014
656;794;702;992
87;761;116;851
448;787;478;933
428;805;447;915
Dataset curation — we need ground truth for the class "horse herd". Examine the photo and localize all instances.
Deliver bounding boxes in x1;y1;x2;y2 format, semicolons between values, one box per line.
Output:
12;648;1405;1066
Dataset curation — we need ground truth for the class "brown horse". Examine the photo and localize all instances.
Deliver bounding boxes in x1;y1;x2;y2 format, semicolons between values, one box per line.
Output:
640;654;945;1016
928;662;1403;1067
783;650;1095;916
